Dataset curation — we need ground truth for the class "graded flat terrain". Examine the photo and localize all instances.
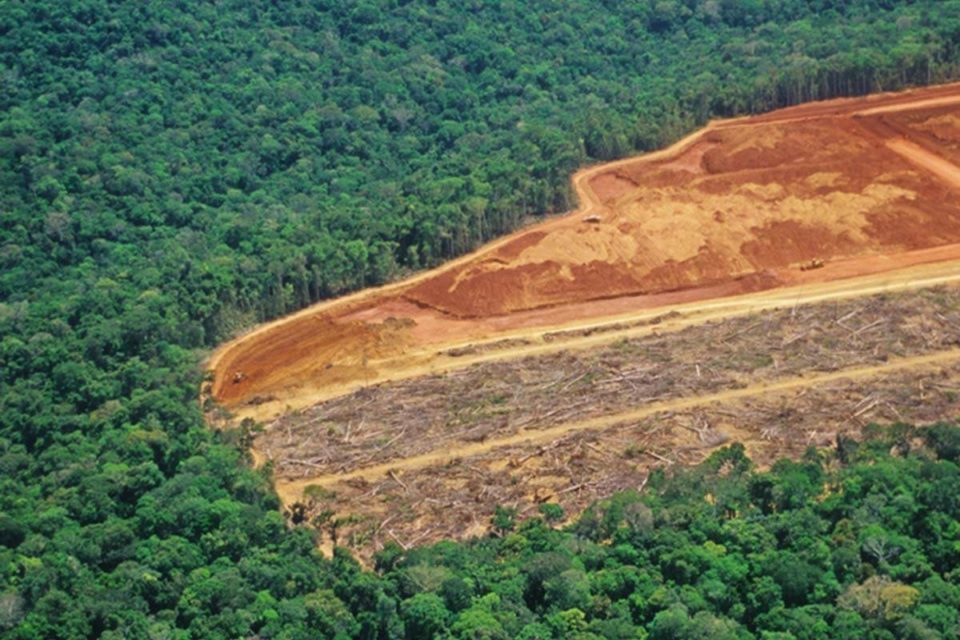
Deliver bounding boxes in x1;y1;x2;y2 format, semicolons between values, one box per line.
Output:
208;84;960;421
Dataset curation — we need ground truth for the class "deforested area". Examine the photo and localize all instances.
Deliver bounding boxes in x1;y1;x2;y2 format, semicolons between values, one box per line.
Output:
259;285;960;481
7;0;960;637
214;86;960;417
296;360;960;558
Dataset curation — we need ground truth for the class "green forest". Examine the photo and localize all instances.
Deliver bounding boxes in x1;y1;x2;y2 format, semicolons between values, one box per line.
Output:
1;0;960;637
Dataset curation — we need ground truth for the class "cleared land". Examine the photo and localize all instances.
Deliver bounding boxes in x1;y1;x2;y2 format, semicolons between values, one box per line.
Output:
204;84;960;560
263;287;960;479
264;284;960;558
289;365;960;554
209;83;960;422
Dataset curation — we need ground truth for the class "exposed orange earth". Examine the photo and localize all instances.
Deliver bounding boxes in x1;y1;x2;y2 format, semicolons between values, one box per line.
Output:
209;83;960;420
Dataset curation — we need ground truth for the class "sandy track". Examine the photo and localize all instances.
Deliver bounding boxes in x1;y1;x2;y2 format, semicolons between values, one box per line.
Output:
277;347;960;500
886;137;960;188
208;83;960;422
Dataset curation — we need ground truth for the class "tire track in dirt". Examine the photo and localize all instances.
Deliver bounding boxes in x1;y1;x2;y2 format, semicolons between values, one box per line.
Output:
885;138;960;189
854;109;960;190
277;348;960;499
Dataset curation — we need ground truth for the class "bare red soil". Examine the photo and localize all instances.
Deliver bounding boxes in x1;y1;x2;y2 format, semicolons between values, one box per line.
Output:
210;83;960;417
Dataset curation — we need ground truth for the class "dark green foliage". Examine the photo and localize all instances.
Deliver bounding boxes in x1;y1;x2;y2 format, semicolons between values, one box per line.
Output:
924;423;960;462
2;0;960;638
492;506;518;536
538;503;565;525
400;592;451;639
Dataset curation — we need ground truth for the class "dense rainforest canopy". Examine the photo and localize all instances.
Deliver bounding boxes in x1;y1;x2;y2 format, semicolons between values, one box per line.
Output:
1;0;959;637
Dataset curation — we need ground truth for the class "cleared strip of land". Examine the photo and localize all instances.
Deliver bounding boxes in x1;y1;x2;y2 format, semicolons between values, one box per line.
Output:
260;284;960;557
261;284;960;480
280;350;960;491
285;352;960;556
216;258;960;422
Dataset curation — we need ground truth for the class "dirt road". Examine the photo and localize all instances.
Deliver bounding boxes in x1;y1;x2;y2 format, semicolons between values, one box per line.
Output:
886;137;960;187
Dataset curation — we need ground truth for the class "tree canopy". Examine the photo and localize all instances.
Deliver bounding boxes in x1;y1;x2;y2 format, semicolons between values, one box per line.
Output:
1;1;960;637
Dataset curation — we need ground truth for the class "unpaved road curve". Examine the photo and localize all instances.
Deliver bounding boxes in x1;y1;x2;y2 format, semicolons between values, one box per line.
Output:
277;348;960;500
208;82;960;422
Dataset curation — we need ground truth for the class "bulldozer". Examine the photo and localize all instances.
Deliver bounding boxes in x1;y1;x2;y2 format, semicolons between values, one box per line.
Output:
799;258;825;271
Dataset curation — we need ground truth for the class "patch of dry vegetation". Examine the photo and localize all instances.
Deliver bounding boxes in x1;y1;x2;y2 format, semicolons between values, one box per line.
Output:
259;286;960;479
294;362;960;557
256;285;960;559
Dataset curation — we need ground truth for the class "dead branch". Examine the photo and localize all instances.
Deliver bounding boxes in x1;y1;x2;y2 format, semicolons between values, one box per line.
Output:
643;450;674;465
388;470;408;492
